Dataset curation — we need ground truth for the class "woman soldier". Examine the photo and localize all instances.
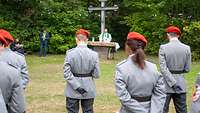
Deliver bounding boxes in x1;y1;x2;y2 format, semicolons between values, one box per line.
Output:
115;32;166;113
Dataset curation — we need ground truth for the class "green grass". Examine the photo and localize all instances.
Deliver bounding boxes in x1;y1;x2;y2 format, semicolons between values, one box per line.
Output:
25;51;200;113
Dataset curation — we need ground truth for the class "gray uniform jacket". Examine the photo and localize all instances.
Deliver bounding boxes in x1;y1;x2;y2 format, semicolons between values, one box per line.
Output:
159;39;191;93
0;61;26;113
115;55;166;113
63;45;100;99
0;48;29;89
0;89;8;113
190;73;200;113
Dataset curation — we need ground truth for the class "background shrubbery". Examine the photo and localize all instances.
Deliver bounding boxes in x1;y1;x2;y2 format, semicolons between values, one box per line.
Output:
0;0;200;60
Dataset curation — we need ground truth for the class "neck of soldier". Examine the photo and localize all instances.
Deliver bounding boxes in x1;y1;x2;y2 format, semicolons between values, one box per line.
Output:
168;36;179;41
77;40;87;46
5;44;11;49
0;45;4;53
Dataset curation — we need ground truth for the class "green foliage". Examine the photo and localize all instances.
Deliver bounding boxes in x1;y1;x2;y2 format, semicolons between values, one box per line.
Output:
0;0;98;54
182;21;200;60
122;0;200;60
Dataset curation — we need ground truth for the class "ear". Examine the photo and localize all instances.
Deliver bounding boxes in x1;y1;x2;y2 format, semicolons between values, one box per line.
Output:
166;33;170;39
125;44;132;56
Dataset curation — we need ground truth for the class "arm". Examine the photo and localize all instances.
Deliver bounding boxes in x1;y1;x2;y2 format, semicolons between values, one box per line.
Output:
20;57;29;89
8;73;26;113
63;52;81;90
184;47;191;73
150;74;166;113
92;54;100;79
115;68;146;113
159;45;176;87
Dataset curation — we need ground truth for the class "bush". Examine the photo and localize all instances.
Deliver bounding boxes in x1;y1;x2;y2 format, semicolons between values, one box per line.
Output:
182;21;200;60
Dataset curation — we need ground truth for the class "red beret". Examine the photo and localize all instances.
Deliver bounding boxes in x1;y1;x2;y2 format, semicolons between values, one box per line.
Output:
76;29;90;38
165;26;181;35
0;29;14;43
127;32;148;46
0;35;7;46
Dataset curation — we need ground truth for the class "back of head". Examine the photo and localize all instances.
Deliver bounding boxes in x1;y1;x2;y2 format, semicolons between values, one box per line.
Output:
75;29;89;42
0;29;14;46
0;35;7;48
168;32;179;37
165;26;181;38
126;32;147;69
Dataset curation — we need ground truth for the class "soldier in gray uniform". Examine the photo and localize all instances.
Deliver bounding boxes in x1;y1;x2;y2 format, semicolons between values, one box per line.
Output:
0;29;29;89
63;29;100;113
0;35;26;113
159;26;191;113
115;32;166;113
190;73;200;113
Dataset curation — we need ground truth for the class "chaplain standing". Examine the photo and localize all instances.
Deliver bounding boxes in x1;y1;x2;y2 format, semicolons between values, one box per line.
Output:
63;29;100;113
98;28;112;42
159;26;191;113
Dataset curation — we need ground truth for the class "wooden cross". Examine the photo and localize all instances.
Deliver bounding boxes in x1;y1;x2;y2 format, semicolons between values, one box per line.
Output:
88;0;118;33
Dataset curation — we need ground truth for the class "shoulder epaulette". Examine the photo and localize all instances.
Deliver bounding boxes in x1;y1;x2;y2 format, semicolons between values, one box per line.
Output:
7;62;18;69
14;51;24;57
66;48;74;53
117;59;127;66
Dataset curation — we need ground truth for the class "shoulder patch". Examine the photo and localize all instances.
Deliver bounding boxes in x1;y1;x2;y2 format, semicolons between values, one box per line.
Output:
117;59;127;66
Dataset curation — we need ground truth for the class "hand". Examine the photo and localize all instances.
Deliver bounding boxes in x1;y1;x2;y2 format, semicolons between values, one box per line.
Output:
172;84;182;92
76;87;87;95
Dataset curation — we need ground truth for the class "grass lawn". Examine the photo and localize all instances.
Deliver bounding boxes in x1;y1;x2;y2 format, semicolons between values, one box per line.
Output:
25;51;200;113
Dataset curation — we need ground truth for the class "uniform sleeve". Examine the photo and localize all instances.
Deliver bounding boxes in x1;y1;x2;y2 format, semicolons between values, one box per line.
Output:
63;52;81;90
20;56;29;89
159;45;176;87
115;67;146;113
8;72;26;113
92;53;100;79
150;74;166;113
184;47;191;73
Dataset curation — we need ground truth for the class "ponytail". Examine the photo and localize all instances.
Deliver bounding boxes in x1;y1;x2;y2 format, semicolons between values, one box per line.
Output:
126;39;146;69
132;48;145;69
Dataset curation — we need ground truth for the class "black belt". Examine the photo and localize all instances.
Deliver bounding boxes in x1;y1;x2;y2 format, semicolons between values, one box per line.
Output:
170;70;185;74
131;96;151;102
73;73;92;77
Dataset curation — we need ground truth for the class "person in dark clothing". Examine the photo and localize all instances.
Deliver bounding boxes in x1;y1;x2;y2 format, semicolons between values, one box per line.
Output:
39;29;50;57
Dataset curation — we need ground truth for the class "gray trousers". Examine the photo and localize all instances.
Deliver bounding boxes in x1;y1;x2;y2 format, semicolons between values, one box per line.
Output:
66;98;94;113
163;93;187;113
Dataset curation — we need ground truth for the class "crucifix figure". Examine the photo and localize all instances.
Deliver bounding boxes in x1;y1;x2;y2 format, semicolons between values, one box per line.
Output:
88;0;118;33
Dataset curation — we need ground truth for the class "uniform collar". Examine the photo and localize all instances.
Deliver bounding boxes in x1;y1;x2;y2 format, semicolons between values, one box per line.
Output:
170;37;179;42
77;42;87;48
3;47;11;51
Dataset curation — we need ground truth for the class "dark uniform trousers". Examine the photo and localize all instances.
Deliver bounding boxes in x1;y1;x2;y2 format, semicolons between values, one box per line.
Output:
163;93;187;113
66;98;94;113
